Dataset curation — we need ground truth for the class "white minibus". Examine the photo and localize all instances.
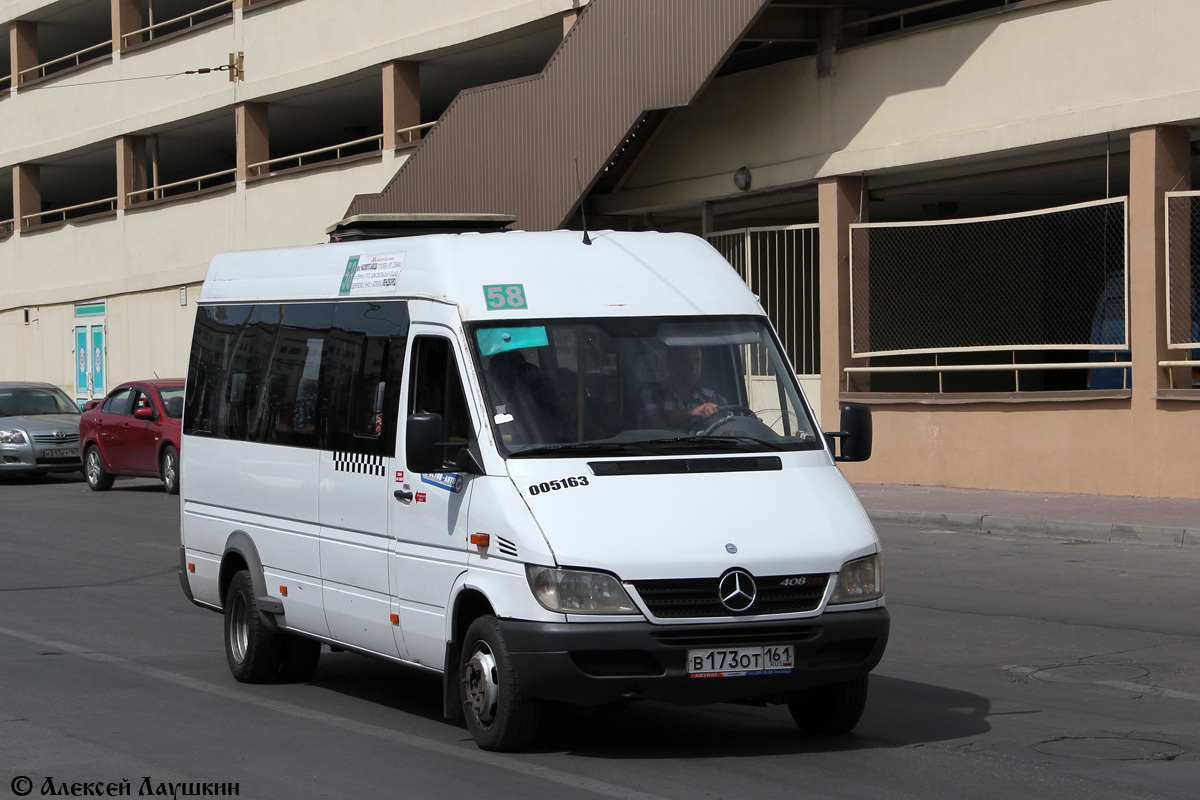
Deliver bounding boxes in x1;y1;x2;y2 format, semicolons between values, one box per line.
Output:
178;229;888;751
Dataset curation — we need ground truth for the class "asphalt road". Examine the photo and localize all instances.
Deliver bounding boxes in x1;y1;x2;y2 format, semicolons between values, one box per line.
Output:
2;472;1198;800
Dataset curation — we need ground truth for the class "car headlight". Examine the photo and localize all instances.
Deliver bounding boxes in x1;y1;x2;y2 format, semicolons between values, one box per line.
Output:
0;429;28;445
525;565;638;614
829;553;883;604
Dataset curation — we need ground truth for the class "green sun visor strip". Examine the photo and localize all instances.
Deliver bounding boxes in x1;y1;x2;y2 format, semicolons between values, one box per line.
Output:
476;326;550;357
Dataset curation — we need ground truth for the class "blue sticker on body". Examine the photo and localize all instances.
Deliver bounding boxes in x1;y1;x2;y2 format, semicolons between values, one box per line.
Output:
421;472;465;493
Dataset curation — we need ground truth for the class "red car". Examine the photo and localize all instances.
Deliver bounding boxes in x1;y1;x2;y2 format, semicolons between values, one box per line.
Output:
79;379;185;494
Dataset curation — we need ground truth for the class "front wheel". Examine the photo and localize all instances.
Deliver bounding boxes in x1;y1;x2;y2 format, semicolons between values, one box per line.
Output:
459;616;541;751
160;445;179;495
84;446;114;491
788;675;869;735
223;569;283;683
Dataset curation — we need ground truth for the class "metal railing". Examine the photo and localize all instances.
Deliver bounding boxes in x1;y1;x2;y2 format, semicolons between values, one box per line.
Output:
844;359;1132;393
18;41;113;84
248;134;384;176
126;168;237;203
1;218;14;236
0;75;11;91
846;197;1128;392
397;121;435;146
22;197;118;227
121;1;234;48
1164;191;1200;389
708;224;820;376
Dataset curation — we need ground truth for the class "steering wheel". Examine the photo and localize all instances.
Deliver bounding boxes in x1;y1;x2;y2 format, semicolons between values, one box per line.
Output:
691;404;757;436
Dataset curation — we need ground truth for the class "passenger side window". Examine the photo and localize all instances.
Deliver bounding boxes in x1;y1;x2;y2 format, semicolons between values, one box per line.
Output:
320;302;409;457
408;337;472;444
103;388;132;415
184;301;409;454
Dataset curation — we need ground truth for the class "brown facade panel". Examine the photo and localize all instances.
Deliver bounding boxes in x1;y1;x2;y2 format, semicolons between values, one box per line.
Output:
344;0;771;230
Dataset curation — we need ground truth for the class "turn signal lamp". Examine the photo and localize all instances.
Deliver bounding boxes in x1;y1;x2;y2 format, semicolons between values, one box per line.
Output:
470;533;490;547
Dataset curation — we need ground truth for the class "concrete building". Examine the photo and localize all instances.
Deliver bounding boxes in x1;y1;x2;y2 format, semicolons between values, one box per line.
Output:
4;0;1199;498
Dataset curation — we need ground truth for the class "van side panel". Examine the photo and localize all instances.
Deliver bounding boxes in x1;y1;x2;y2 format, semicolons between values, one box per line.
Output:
181;436;327;636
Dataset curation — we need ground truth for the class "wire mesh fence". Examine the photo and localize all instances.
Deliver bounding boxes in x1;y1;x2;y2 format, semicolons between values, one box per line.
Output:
1166;192;1200;351
850;198;1128;357
707;225;820;376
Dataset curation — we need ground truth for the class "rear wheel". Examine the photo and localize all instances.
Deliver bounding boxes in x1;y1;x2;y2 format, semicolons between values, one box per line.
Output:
223;569;283;683
460;615;541;751
84;446;114;491
160;445;179;495
788;675;869;735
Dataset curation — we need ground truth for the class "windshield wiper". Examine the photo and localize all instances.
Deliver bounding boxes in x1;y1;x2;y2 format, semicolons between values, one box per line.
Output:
643;435;787;451
509;442;652;458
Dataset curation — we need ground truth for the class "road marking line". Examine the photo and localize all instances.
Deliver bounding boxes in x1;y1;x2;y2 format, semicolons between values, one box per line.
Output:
0;625;668;800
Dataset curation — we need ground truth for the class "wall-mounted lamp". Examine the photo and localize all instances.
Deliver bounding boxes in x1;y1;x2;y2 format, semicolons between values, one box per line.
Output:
179;287;187;306
734;167;752;192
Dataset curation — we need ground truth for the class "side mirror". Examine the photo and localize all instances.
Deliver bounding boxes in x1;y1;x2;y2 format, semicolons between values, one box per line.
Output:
825;402;872;462
135;406;155;421
406;413;445;474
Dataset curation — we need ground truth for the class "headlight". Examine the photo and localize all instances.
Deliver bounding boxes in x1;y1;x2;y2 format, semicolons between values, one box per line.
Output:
0;430;28;445
829;553;883;604
525;565;638;614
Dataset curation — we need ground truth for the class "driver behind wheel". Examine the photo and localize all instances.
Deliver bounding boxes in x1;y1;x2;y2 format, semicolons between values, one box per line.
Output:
639;346;726;429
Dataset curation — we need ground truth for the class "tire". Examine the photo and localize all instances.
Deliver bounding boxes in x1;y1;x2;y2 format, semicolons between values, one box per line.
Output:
84;446;114;491
459;615;541;751
788;675;869;735
160;445;180;495
277;636;322;683
223;569;283;683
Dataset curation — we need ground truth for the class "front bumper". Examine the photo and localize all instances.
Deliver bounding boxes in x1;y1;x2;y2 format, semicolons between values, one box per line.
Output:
0;441;82;475
498;608;889;706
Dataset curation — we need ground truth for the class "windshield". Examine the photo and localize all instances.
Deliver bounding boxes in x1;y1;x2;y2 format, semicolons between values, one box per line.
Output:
0;386;80;417
468;316;821;457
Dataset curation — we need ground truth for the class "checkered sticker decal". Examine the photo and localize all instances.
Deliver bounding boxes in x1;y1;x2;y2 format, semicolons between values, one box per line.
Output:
333;452;387;477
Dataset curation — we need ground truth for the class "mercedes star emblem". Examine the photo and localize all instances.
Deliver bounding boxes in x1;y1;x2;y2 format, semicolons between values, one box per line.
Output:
717;569;757;612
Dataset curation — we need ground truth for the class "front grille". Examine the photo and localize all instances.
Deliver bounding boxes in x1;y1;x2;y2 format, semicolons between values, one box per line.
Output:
33;433;79;444
632;573;829;619
652;625;819;648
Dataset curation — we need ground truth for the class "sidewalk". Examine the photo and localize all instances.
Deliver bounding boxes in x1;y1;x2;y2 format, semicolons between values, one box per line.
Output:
853;483;1200;547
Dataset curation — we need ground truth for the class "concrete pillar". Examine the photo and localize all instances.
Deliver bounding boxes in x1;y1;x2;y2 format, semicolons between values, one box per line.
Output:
117;136;148;208
700;201;714;237
13;163;41;229
1128;126;1190;399
112;0;142;50
10;21;37;87
236;102;269;181
382;61;420;150
562;9;580;37
818;175;868;427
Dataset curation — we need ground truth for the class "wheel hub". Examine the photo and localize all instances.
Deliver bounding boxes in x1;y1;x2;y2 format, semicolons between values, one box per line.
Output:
463;644;499;727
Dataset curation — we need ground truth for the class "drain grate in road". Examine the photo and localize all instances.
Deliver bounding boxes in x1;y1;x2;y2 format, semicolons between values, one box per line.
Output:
1034;736;1185;761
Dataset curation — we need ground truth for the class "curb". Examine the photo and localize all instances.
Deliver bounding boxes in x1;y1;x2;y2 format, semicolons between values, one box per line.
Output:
866;509;1200;548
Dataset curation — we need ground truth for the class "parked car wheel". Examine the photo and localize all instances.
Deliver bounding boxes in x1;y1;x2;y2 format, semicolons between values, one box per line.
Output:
223;570;283;683
788;675;869;735
161;445;180;495
459;615;541;751
84;446;114;491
